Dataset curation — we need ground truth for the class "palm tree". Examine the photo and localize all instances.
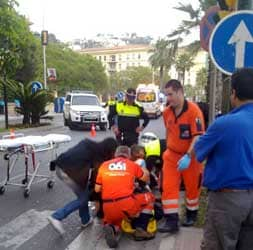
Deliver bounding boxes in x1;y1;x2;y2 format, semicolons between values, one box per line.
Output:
175;52;194;85
149;38;180;89
4;80;54;125
169;0;219;110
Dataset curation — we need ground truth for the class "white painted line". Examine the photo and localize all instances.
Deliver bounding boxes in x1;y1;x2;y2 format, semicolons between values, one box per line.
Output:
0;209;52;250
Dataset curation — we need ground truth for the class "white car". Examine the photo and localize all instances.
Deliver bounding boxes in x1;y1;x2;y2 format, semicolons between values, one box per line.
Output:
63;91;108;130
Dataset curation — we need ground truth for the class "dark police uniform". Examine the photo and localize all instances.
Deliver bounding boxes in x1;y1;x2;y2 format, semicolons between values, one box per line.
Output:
109;101;149;146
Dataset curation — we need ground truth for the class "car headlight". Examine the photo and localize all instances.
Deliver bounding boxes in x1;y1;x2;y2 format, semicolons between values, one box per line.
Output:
101;111;107;117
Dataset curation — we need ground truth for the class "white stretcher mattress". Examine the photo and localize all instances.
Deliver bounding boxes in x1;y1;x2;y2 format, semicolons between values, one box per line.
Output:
0;134;71;151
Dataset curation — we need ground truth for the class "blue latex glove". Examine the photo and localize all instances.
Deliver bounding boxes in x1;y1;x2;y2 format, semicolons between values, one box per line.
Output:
177;154;191;171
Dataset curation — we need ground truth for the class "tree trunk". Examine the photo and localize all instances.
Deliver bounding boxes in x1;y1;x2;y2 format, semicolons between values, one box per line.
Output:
23;113;30;125
31;113;40;125
221;74;231;114
159;66;164;89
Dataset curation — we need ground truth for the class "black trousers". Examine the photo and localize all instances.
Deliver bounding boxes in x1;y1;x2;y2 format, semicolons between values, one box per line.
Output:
116;131;138;147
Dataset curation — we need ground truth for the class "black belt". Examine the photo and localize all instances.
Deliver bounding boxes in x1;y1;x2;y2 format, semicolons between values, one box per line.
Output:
215;188;253;193
103;194;132;203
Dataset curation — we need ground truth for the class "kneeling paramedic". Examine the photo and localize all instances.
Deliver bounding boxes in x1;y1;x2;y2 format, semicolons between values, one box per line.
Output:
95;146;155;248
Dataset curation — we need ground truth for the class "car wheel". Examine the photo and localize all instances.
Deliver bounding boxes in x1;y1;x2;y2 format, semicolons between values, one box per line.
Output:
64;117;68;126
68;122;75;130
100;124;107;131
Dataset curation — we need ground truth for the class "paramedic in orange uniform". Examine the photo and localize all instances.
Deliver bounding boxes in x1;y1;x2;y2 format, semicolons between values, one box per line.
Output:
95;146;155;248
158;79;205;233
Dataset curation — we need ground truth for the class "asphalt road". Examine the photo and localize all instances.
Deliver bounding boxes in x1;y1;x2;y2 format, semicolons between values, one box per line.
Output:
0;117;202;250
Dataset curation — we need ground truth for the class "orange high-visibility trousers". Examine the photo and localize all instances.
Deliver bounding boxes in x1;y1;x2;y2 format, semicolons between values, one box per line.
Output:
161;149;202;215
103;192;154;227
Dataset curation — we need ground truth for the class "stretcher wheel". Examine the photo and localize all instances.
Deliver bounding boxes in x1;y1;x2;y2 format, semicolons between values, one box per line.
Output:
24;189;30;198
0;186;5;195
47;180;54;189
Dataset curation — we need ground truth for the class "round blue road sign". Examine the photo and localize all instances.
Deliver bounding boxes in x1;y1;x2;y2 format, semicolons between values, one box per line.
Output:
210;11;253;75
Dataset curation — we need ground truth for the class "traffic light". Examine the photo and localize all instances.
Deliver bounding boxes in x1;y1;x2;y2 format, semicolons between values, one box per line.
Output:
217;0;237;10
213;0;237;23
41;30;48;46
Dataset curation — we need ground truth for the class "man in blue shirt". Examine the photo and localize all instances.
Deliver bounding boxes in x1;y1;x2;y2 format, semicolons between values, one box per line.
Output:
192;68;253;250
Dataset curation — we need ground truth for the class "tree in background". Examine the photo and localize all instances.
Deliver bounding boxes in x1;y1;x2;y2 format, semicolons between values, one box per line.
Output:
108;66;156;93
168;0;217;102
149;39;179;89
174;52;194;85
34;42;108;96
4;80;54;125
195;67;207;102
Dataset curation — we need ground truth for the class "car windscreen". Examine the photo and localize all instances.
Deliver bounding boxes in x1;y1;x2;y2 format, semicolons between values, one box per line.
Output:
137;92;156;103
72;96;99;106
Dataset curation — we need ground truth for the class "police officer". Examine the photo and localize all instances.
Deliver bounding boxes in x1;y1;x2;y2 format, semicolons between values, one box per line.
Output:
109;88;150;147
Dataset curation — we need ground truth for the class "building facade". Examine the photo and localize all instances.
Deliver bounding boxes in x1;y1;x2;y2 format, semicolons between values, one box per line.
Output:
79;45;152;75
79;45;207;86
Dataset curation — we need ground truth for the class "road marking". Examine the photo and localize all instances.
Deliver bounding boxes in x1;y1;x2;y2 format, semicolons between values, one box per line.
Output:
0;209;52;250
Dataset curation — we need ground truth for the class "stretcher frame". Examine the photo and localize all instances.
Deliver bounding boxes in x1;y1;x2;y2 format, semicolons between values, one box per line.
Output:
0;133;71;198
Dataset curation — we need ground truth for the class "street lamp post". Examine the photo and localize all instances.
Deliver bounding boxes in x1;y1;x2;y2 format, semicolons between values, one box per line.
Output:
41;30;48;89
43;45;47;89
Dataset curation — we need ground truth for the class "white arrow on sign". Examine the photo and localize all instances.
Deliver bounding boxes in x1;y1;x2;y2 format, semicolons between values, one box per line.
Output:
228;21;253;69
32;84;39;92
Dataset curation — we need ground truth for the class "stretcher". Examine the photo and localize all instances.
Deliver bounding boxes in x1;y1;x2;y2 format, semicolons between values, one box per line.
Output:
0;133;71;197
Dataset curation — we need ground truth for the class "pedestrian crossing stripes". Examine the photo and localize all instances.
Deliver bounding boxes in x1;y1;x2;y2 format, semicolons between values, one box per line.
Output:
0;208;202;250
0;209;52;250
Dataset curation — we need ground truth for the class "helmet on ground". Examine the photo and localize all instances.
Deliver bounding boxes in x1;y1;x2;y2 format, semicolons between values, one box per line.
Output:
139;132;160;157
116;91;125;102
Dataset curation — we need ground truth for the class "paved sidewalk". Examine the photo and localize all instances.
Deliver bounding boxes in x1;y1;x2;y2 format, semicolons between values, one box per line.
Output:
0;113;64;133
159;227;203;250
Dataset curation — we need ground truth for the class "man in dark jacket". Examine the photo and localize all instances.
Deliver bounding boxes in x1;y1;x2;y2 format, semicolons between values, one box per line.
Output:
48;137;117;235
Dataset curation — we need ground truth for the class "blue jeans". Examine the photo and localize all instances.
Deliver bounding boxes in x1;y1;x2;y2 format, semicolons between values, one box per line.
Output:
52;167;90;224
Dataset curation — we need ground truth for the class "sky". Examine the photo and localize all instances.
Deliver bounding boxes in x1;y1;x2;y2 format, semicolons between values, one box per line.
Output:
16;0;199;42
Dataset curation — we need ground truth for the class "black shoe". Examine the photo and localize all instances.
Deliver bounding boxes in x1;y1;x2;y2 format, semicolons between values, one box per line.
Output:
158;219;179;233
182;209;197;227
134;227;155;241
104;224;120;248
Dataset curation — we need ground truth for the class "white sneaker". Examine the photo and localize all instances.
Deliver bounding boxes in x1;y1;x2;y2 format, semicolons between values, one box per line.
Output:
81;217;93;228
48;215;65;235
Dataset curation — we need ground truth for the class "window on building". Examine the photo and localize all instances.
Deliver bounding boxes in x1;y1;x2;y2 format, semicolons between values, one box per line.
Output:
126;54;129;60
138;53;141;59
132;63;135;66
119;55;121;61
99;56;102;61
110;55;116;61
119;64;121;70
104;56;106;61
